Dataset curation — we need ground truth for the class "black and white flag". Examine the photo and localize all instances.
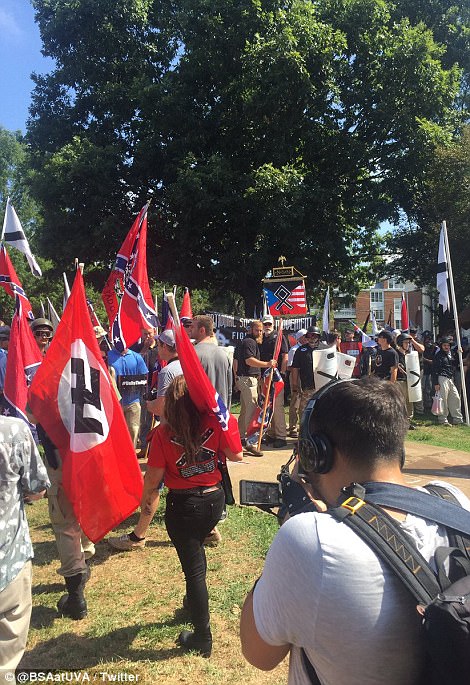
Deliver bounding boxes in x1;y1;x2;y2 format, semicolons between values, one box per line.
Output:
437;224;449;312
2;197;42;277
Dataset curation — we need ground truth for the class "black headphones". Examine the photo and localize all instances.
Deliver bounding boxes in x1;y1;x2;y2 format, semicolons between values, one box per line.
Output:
298;379;350;475
299;378;406;473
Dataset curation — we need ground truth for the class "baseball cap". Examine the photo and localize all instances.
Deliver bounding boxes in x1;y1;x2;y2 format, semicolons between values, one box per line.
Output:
295;328;308;341
158;329;176;347
262;314;274;324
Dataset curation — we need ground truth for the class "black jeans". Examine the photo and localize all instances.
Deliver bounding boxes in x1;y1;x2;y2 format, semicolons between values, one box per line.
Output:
165;488;225;633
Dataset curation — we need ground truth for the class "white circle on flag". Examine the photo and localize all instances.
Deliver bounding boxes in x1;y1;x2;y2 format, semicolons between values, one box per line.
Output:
58;339;113;452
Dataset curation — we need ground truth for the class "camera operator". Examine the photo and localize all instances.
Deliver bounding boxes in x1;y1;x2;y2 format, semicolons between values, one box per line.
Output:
240;377;470;684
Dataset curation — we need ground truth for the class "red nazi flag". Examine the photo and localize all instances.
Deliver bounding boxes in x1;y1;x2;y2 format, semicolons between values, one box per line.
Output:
29;268;143;543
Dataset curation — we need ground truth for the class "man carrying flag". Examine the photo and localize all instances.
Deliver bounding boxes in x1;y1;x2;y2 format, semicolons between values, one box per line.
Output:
29;268;143;619
258;315;288;448
102;203;158;351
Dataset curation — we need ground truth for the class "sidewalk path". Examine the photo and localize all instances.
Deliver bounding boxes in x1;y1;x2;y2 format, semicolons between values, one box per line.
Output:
228;437;470;504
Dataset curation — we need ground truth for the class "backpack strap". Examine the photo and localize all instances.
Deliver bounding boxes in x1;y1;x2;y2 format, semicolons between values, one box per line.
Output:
330;484;440;605
359;481;470;536
423;484;470;560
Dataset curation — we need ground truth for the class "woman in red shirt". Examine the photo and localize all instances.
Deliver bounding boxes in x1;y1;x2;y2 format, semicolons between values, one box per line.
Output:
146;375;243;657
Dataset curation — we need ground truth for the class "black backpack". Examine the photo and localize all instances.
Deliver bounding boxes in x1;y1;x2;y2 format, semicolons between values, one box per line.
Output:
322;482;470;685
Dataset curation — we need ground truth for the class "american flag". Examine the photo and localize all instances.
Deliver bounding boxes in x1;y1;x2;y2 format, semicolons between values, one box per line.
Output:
263;279;307;315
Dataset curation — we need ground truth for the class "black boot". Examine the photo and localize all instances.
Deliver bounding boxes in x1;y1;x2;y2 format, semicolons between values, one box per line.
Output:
177;624;212;658
57;572;88;620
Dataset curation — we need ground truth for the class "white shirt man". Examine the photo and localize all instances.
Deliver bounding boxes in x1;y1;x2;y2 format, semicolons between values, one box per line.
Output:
240;377;470;684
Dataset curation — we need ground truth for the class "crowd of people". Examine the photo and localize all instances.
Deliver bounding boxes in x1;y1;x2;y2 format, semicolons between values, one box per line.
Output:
1;309;469;679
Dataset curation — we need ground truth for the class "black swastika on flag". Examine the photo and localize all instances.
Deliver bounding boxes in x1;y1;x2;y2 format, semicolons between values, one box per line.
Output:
71;358;104;435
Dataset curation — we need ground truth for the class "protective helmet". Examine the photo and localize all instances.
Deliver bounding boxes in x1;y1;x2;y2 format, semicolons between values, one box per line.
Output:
306;326;321;336
397;333;412;346
439;336;452;346
31;318;53;332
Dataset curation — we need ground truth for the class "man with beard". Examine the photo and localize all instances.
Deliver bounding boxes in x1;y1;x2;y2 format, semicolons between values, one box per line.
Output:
289;326;321;418
235;320;277;456
259;315;288;449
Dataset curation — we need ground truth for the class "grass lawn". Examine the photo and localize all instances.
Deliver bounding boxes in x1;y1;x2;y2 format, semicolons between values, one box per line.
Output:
22;495;287;685
405;410;470;451
21;400;468;684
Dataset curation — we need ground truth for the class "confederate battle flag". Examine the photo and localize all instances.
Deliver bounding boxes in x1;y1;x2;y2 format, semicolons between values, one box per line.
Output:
2;296;42;425
102;203;158;351
29;268;143;542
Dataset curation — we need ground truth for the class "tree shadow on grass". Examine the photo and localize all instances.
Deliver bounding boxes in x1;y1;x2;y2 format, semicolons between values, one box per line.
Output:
20;620;185;669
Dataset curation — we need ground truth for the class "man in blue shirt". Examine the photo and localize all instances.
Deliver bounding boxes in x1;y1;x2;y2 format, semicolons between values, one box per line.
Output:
108;346;148;448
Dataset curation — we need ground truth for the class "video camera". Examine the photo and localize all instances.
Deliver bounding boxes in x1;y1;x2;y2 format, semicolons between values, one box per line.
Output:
239;453;313;522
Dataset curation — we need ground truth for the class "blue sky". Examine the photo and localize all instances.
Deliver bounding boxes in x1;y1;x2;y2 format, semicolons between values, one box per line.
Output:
0;0;54;132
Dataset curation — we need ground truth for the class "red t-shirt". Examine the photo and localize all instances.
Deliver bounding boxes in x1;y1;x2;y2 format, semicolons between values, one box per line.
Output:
340;341;363;377
148;414;226;489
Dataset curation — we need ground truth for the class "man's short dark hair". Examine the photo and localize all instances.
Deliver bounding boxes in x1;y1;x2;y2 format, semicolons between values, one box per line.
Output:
377;330;393;344
309;377;408;465
193;314;214;336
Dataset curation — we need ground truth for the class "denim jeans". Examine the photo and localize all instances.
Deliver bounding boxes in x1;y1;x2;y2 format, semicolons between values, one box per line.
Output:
165;488;225;632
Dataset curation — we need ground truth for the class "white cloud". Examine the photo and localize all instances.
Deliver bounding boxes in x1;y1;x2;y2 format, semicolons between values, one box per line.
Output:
0;8;23;39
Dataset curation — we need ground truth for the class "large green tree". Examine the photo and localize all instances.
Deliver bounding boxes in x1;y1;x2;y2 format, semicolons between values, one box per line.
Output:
28;0;466;312
388;125;470;317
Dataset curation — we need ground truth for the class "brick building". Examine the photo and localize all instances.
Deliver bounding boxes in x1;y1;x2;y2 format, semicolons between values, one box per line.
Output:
334;278;433;332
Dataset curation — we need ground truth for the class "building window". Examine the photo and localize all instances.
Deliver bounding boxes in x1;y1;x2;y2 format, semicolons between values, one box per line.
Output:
370;290;384;321
370;291;384;304
388;279;406;290
394;298;401;328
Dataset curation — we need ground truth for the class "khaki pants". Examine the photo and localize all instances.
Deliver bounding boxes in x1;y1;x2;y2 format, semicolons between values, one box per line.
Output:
47;458;95;578
266;385;287;439
237;376;259;437
0;560;32;674
397;381;414;421
299;388;315;428
123;400;141;448
438;376;463;424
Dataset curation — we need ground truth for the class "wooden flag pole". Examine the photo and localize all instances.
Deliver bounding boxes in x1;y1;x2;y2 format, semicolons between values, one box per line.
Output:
442;221;469;425
256;369;274;452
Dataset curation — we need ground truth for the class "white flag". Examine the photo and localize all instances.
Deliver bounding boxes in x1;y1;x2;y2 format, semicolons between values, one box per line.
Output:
370;309;379;336
63;273;71;311
47;298;61;332
322;287;330;334
1;197;42;277
437;224;449;312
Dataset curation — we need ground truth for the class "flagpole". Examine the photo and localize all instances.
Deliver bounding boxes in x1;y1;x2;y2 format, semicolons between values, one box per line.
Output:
167;293;181;327
442;221;469;425
257;372;273;452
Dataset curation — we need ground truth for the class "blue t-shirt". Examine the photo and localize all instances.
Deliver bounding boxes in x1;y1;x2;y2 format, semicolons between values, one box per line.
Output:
0;349;7;391
108;349;148;406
